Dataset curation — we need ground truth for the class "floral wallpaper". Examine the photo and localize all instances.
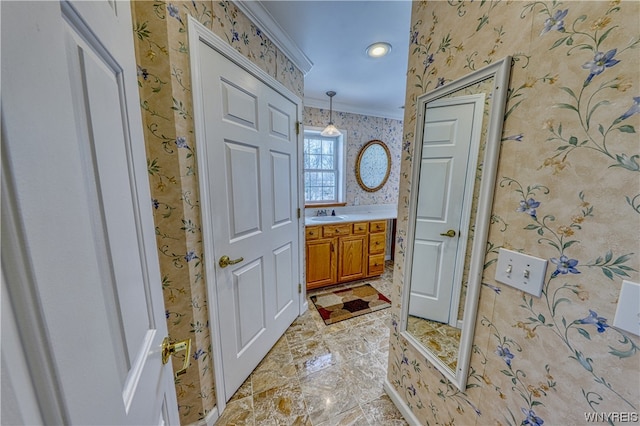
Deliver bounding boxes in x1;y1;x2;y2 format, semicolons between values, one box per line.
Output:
304;107;403;207
130;1;303;423
389;1;639;425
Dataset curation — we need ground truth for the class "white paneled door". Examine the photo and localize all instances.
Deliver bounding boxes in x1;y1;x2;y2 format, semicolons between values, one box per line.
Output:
409;95;485;325
192;29;301;401
2;1;179;424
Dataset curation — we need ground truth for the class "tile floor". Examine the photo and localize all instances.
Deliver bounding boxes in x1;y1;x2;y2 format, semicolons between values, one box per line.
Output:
406;315;461;371
215;262;408;425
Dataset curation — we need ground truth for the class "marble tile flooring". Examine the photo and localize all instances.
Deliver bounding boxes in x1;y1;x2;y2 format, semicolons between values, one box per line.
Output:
406;316;461;371
215;262;408;425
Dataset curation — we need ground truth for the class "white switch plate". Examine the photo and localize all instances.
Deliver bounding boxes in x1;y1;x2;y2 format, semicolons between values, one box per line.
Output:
613;280;640;336
495;248;547;297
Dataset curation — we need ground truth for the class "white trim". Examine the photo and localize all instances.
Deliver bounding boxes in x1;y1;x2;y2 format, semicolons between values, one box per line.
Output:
304;96;404;121
188;15;305;413
188;16;228;414
302;126;347;205
188;16;302;106
382;379;422;426
297;104;308;313
191;407;219;426
233;0;313;75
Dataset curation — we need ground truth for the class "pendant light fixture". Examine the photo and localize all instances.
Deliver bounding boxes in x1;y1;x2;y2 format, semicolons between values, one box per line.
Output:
321;91;341;137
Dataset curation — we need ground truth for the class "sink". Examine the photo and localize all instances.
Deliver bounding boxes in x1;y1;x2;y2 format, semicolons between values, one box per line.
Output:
310;216;346;222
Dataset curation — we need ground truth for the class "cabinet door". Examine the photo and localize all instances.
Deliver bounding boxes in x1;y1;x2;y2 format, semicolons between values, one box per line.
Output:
306;238;337;289
337;235;367;282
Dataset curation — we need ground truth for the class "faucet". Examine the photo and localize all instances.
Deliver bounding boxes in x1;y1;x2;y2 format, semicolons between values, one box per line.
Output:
316;209;327;216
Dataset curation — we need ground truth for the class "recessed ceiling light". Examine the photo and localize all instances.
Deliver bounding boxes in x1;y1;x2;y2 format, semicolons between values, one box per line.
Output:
366;42;392;58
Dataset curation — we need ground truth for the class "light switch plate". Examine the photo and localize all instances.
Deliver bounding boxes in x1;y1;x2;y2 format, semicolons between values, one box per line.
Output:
613;280;640;336
495;248;547;297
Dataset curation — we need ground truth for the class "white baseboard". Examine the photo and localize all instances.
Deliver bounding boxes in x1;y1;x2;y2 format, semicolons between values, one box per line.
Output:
189;407;219;426
383;379;423;426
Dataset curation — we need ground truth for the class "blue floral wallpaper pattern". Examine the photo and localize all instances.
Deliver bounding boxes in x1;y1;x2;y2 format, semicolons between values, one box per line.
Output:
304;107;403;207
389;1;639;425
131;1;303;422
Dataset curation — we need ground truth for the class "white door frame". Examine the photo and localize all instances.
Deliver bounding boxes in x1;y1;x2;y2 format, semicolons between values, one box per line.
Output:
187;17;305;414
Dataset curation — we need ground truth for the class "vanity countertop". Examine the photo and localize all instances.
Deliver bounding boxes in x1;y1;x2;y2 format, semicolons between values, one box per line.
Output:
304;204;397;226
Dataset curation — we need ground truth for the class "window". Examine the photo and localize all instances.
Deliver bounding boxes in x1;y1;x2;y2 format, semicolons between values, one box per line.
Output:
303;130;345;204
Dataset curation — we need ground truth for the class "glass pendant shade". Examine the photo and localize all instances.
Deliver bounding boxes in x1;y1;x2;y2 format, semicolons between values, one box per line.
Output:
321;123;340;137
321;90;341;137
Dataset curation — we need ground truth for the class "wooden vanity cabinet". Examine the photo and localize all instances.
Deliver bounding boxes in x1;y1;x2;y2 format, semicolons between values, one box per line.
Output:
305;219;387;289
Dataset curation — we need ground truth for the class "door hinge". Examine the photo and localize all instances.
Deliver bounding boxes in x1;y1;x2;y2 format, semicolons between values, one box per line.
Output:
298;283;302;294
296;121;301;135
297;208;301;219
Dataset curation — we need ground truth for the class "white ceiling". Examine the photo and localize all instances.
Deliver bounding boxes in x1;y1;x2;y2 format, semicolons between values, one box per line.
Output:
239;1;412;120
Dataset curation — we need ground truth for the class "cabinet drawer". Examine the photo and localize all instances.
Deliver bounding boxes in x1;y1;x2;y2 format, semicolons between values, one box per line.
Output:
323;224;351;237
369;220;386;233
368;254;385;276
305;226;321;240
369;233;386;254
352;222;368;235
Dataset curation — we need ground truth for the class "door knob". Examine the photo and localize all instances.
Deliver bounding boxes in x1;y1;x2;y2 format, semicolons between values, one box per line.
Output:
219;255;244;268
162;337;191;377
440;229;456;238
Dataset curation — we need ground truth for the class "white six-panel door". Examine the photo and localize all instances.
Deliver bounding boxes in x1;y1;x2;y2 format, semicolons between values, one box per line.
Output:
191;24;301;402
2;1;179;424
409;94;485;325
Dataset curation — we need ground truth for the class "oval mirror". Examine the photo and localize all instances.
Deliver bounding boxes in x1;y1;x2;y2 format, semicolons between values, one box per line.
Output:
401;56;512;390
356;140;391;192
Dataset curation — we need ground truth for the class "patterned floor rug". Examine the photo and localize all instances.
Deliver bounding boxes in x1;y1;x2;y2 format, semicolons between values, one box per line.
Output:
310;283;391;325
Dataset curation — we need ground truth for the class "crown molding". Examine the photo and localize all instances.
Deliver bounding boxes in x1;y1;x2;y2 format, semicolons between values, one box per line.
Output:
233;1;313;75
304;97;404;121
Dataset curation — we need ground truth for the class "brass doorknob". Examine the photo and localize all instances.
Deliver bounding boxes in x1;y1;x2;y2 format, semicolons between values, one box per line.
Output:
162;337;191;377
440;229;456;238
219;255;244;268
